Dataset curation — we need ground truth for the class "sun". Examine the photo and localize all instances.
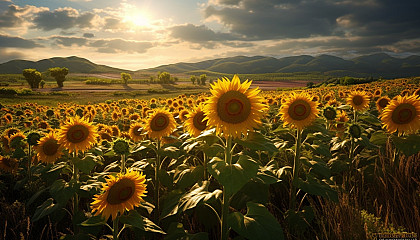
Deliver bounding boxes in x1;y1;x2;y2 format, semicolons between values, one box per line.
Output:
123;10;151;27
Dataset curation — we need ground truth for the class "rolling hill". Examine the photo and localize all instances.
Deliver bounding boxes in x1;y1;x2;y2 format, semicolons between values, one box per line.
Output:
0;56;126;74
0;53;419;78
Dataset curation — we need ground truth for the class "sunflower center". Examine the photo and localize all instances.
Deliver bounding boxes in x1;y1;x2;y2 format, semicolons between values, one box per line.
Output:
378;98;389;108
107;178;135;205
150;113;169;131
42;139;59;156
133;126;142;136
392;103;416;124
288;100;311;121
193;111;207;131
217;91;251;124
66;125;89;143
353;95;364;106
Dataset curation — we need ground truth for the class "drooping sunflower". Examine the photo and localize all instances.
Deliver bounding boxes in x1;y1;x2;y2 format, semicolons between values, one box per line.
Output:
279;92;319;130
58;116;98;153
346;91;370;111
376;96;391;111
35;131;64;163
0;155;18;173
144;109;177;139
128;122;145;142
380;94;420;134
91;170;147;220
203;75;267;138
185;105;208;137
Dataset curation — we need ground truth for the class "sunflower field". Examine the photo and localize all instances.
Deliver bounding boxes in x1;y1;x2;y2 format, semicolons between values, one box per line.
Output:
0;75;419;240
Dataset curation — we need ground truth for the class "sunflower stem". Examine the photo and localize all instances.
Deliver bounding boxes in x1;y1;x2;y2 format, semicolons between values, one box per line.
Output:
154;139;161;224
121;154;126;174
113;216;119;240
72;151;79;234
221;136;233;240
289;129;302;210
27;144;32;180
203;152;208;180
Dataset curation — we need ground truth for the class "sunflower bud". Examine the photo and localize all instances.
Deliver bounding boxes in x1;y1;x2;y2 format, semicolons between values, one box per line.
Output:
27;131;41;146
323;106;337;121
348;123;362;138
112;138;130;155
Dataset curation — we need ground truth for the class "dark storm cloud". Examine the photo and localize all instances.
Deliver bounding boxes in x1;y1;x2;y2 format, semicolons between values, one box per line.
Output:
170;24;239;42
205;0;420;42
32;8;95;31
0;34;42;48
90;39;153;53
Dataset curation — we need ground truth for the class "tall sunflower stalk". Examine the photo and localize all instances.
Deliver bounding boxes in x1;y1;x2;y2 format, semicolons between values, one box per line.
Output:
221;136;233;240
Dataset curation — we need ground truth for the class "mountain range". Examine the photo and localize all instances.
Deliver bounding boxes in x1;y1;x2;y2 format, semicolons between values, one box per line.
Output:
0;53;419;78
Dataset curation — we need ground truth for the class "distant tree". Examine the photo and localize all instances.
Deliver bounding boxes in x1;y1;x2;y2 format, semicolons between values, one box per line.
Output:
22;69;42;88
120;72;132;85
49;67;69;87
173;76;179;82
306;81;315;88
199;74;207;85
190;75;196;85
40;80;45;88
150;76;155;83
158;72;171;84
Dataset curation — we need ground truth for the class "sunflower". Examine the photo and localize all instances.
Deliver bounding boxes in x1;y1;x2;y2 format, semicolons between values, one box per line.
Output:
203;75;266;138
178;109;190;122
279;92;319;130
0;156;18;173
380;94;420;134
128;122;145;142
58;116;98;153
3;113;13;124
91;170;147;220
185;105;208;137
346;91;370;111
144;109;177;139
376;96;391;111
35;131;64;163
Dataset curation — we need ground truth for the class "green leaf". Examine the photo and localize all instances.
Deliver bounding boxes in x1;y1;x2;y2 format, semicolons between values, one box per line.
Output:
158;146;181;159
174;164;205;189
158;168;173;188
33;198;60;222
391;134;420;156
49;179;75;205
207;155;259;195
236;132;278;153
227;202;284;240
119;210;165;234
80;215;106;227
164;222;209;240
296;175;338;202
370;131;388;146
73;155;97;174
202;144;224;158
163;181;222;218
308;160;331;179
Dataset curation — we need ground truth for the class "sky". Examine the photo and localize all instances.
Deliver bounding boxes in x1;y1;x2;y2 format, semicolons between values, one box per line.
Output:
0;0;419;70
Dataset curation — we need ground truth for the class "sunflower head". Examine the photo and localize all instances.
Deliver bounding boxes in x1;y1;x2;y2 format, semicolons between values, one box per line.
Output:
279;92;319;130
91;170;147;220
128;122;145;142
323;106;337;121
27;131;42;146
185;105;208;137
376;96;391;111
348;123;362;138
9;132;27;149
112;138;130;155
347;91;370;111
58;116;98;153
35;131;64;164
203;75;267;138
144;109;177;139
380;95;420;134
0;156;18;173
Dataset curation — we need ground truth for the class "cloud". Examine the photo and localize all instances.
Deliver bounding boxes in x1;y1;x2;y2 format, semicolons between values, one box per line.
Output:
32;7;95;31
52;36;88;47
0;3;47;29
170;23;239;42
83;33;94;38
90;39;153;53
0;49;24;63
0;34;42;48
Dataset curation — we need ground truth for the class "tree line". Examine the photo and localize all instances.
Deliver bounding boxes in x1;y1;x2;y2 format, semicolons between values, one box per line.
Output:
22;67;68;89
